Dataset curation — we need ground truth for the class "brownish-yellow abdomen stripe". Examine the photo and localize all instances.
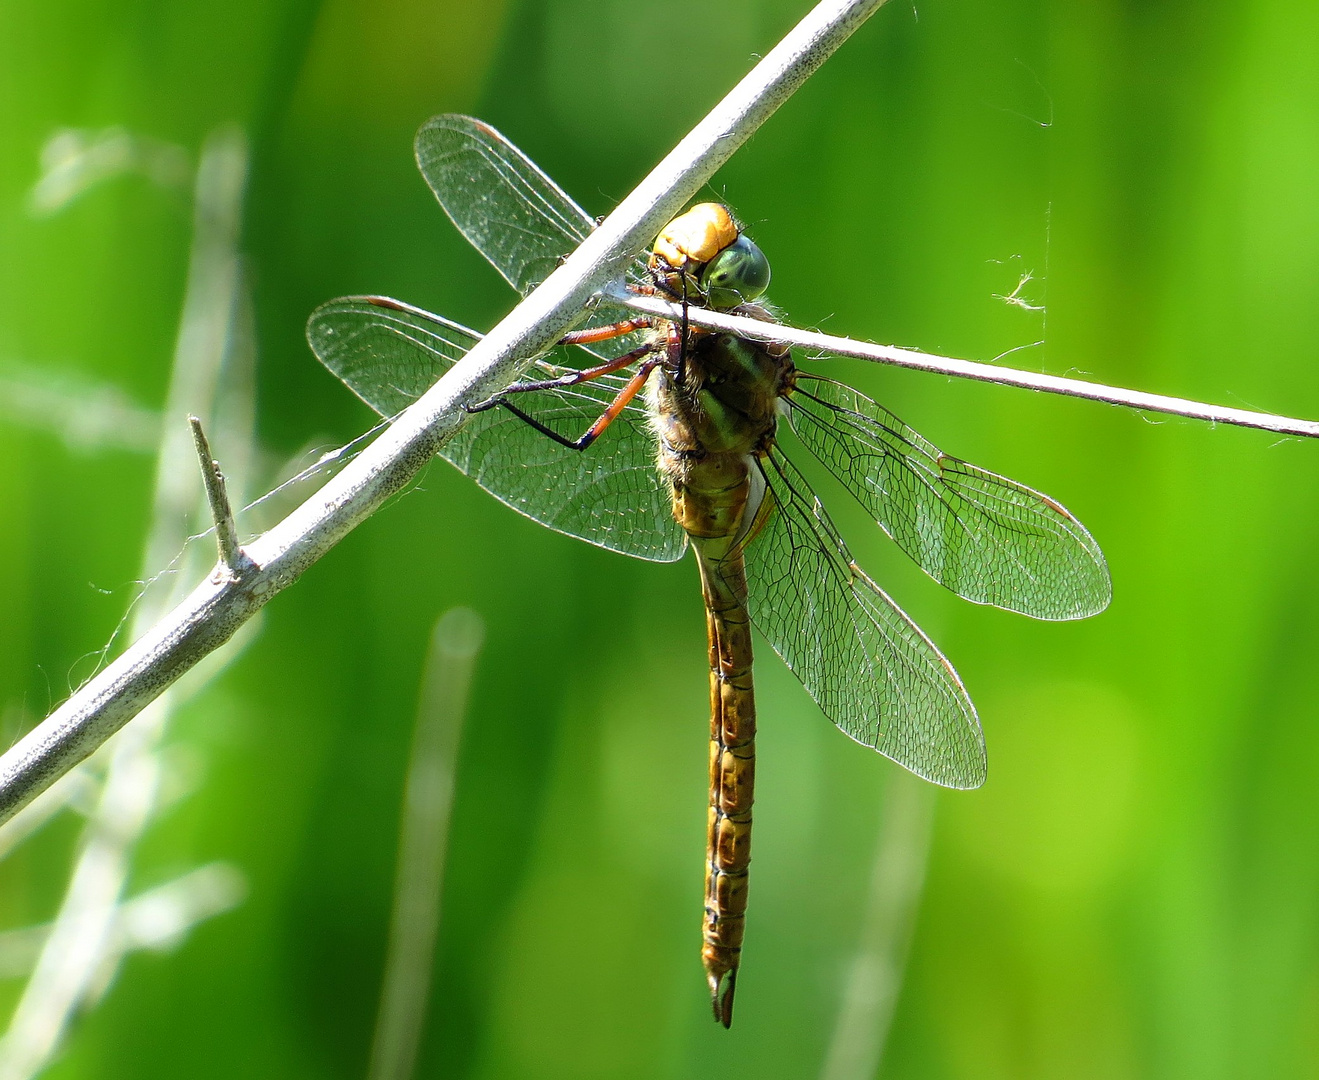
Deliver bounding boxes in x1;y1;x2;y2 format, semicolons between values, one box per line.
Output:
697;548;756;1028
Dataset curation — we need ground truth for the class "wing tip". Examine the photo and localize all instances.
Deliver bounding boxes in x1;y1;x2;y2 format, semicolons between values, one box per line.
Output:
901;746;987;791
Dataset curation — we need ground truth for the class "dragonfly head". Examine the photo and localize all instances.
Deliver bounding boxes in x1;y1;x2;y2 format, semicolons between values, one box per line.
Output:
650;202;771;310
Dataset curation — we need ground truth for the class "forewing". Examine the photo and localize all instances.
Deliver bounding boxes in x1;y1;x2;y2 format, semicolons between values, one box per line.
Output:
788;377;1110;620
415;114;592;297
739;450;986;789
307;297;686;563
413;114;648;361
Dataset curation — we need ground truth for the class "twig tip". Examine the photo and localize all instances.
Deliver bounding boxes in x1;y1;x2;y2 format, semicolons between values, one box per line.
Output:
189;416;248;575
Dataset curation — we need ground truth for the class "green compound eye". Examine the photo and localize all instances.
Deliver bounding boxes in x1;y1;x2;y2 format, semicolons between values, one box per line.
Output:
699;234;771;310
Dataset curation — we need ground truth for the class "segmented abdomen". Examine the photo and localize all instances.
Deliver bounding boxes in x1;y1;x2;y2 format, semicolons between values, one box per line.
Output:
696;544;755;1028
671;450;757;1028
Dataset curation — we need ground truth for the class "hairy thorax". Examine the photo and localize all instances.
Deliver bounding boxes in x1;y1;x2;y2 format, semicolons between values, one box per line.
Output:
651;312;795;549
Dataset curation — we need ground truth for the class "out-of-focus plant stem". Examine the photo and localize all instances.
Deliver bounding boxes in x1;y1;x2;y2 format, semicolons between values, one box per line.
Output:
368;608;485;1080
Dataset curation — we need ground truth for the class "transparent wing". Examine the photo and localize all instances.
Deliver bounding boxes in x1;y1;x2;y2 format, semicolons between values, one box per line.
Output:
413;113;648;360
787;376;1110;621
414;114;592;297
738;450;986;789
307;296;686;563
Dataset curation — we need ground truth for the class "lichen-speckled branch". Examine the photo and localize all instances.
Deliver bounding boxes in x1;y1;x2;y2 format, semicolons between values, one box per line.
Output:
0;0;893;827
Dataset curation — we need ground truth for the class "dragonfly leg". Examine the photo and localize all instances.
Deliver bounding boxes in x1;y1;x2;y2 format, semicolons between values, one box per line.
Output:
467;341;658;412
557;317;651;346
496;353;664;452
677;272;693;385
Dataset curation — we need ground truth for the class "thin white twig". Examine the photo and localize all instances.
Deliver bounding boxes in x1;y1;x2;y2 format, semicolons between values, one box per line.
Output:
614;291;1319;440
368;608;485;1080
0;0;890;827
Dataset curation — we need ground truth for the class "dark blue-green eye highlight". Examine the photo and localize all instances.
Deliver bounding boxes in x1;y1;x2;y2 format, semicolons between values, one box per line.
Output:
699;234;771;310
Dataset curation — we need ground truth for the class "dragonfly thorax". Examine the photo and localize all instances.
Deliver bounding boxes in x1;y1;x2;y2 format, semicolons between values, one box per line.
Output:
653;321;793;550
656;325;792;459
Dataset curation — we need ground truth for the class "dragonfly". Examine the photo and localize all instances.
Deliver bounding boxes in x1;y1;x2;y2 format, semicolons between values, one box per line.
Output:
306;114;1111;1027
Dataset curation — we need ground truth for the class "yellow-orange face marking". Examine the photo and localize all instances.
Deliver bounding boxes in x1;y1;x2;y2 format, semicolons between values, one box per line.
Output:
652;202;739;269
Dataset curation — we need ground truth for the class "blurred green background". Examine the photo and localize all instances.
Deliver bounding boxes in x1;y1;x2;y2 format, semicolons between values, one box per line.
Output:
2;0;1319;1076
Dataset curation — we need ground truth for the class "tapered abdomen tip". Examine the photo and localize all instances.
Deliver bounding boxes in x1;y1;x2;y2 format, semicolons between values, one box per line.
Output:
709;969;737;1028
